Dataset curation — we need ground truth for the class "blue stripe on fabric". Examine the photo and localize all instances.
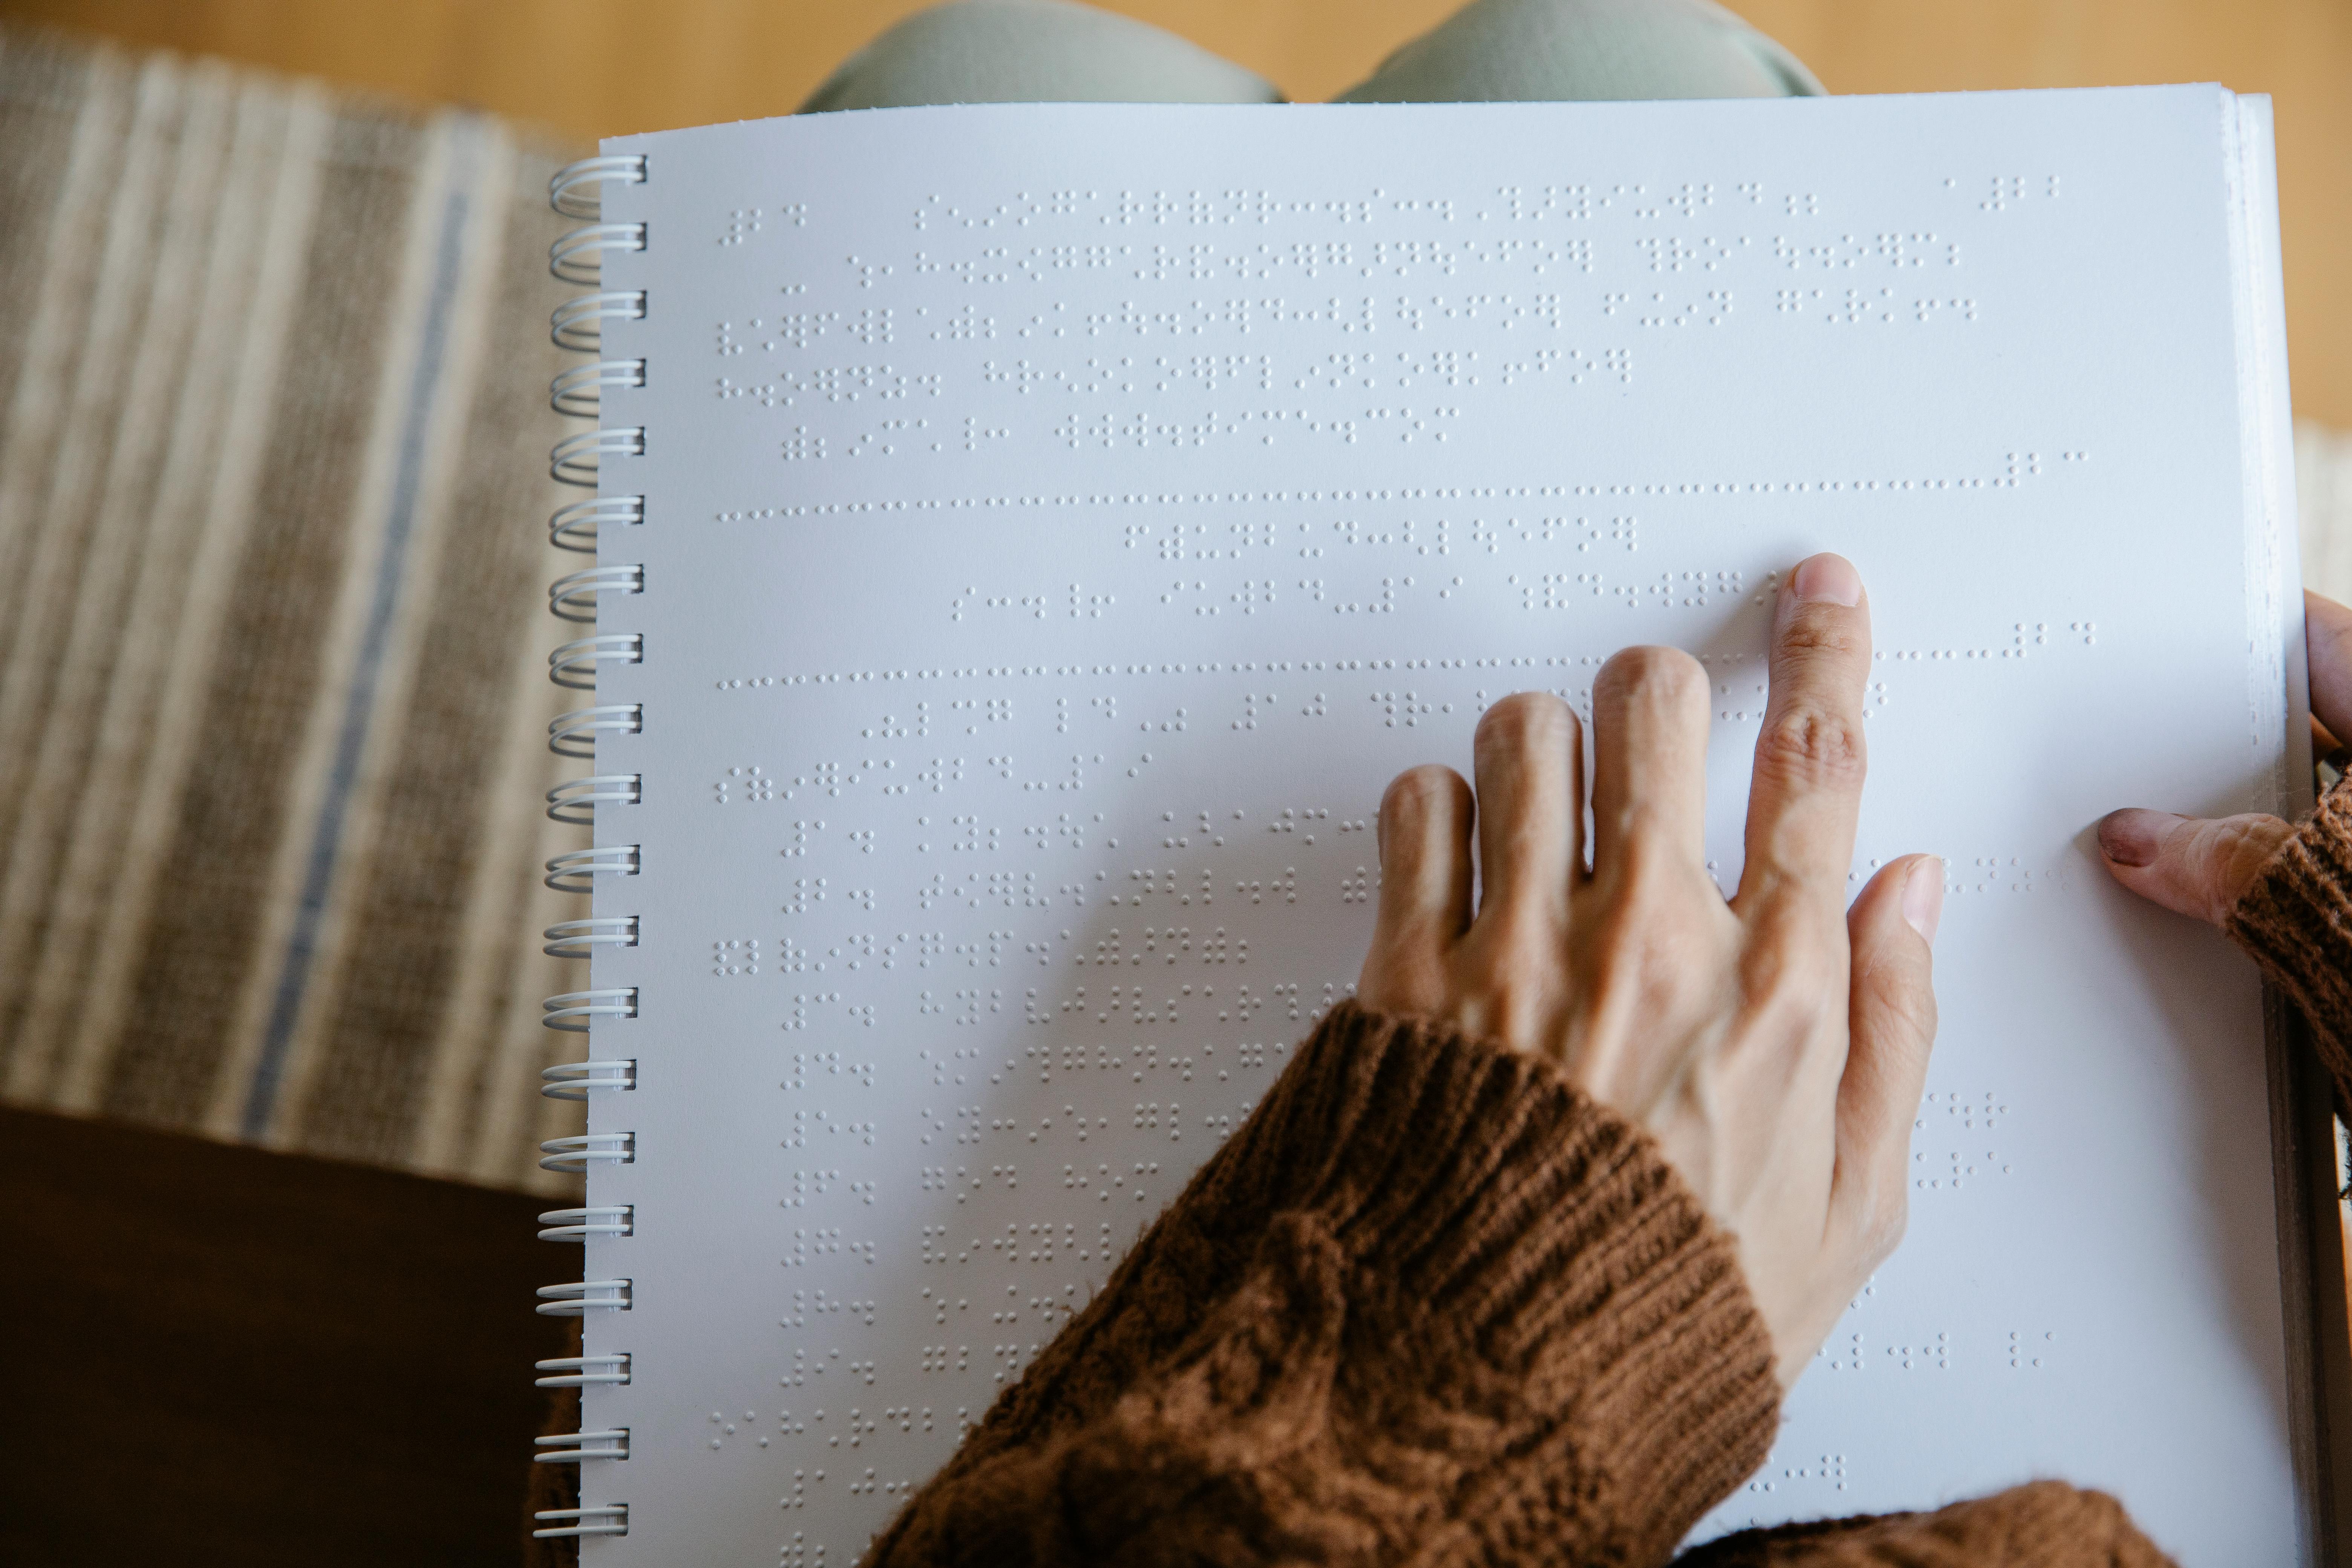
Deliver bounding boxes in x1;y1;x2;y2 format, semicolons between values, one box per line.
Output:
241;123;481;1138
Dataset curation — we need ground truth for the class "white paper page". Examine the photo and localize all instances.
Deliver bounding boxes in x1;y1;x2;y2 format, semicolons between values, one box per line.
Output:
573;89;2304;1564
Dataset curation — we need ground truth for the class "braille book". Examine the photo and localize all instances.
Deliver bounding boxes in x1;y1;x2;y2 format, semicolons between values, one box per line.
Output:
527;87;2340;1561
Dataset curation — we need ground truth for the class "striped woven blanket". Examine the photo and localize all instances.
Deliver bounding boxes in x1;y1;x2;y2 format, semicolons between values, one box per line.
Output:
0;25;588;1194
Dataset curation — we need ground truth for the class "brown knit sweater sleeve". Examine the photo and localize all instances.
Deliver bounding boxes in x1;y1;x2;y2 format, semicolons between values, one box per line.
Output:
2226;777;2352;1099
863;1001;1781;1567
1675;1481;2173;1566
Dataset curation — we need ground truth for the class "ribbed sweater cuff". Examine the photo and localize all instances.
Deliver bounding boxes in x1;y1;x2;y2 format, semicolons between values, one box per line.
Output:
1222;1002;1782;1560
2225;779;2352;1096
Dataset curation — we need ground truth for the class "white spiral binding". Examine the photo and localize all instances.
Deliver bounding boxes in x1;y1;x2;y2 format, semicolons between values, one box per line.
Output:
533;1504;629;1539
549;153;645;219
548;703;642;757
539;1132;636;1172
535;1429;631;1464
544;845;641;893
544;917;640;957
536;1278;634;1315
540;1206;635;1241
549;564;644;620
550;222;646;284
550;290;645;352
539;152;650;1533
550;426;644;486
542;986;637;1032
545;773;642;823
550;633;645;688
549;495;643;553
536;1355;633;1389
551;358;646;418
541;1059;638;1099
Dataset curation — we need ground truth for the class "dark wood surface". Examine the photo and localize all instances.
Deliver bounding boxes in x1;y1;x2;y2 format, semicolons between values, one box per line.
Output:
0;1102;563;1564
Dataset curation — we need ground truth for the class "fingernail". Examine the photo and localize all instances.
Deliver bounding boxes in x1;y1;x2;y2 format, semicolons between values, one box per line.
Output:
2096;808;2177;868
1789;554;1862;607
1902;857;1945;946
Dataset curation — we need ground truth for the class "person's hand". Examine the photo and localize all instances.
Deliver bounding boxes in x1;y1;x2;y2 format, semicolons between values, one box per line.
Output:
1356;553;1942;1390
2097;592;2352;922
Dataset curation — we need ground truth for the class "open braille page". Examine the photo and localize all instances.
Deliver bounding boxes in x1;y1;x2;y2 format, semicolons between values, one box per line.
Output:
571;87;2305;1563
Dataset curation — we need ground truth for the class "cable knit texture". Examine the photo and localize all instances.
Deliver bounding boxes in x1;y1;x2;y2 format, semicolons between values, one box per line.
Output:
865;1002;1781;1567
1677;1481;2171;1566
2227;776;2352;1089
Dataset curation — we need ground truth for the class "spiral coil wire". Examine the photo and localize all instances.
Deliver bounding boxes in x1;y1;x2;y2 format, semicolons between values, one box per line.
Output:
550;290;645;352
536;1279;634;1315
533;1503;629;1539
544;845;641;894
543;917;640;957
535;1354;633;1389
548;495;644;552
550;358;646;418
539;1206;636;1241
540;1058;639;1099
537;149;649;1535
547;703;642;758
549;153;645;219
541;987;637;1032
549;632;645;689
539;1132;636;1172
550;426;644;486
550;222;647;284
549;563;644;620
545;773;643;823
534;1428;631;1464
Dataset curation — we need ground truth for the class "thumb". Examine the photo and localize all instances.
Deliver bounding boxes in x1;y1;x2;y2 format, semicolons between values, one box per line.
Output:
2095;808;2293;927
1834;854;1942;1259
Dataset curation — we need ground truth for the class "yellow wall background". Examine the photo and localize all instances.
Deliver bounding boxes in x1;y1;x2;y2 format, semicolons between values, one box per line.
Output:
5;0;2347;427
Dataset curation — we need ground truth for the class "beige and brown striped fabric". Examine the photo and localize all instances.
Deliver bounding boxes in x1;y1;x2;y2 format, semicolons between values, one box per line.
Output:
0;24;590;1194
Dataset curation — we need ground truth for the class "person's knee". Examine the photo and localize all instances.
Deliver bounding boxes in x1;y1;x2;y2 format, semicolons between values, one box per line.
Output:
1338;0;1822;104
801;0;1280;113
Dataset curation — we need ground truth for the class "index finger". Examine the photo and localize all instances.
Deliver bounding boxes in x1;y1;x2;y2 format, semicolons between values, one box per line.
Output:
1734;553;1872;923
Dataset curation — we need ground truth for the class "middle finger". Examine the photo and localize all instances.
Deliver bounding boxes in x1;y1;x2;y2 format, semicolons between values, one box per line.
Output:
1589;645;1711;885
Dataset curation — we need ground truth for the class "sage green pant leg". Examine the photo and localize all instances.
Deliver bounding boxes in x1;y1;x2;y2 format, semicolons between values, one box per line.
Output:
1335;0;1822;103
799;0;1282;112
